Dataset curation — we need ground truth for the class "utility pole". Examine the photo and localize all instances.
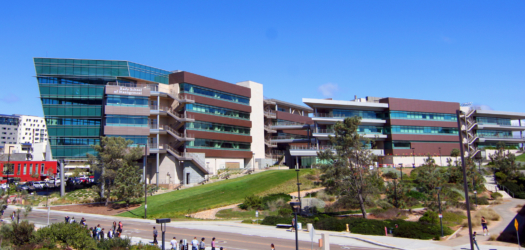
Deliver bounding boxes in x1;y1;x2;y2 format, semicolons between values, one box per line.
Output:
7;146;14;196
456;109;474;250
143;144;148;219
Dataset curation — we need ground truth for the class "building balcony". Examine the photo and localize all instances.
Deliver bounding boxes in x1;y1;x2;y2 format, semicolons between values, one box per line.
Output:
270;121;310;130
270;135;312;143
149;105;168;115
289;145;384;157
264;111;277;119
476;123;525;131
477;134;525;143
312;129;387;140
312;113;386;125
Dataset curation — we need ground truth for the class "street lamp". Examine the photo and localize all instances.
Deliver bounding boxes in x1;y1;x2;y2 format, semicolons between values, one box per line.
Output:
295;166;302;213
411;148;416;168
143;143;148;219
435;187;444;237
392;176;398;208
290;202;301;250
398;163;403;181
7;146;14;196
439;147;442;167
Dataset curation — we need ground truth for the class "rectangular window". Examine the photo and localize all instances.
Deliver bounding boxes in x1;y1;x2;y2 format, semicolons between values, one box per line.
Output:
388;126;458;135
41;164;45;174
17;164;21;175
23;164;27;175
186;121;250;135
180;83;250;105
29;164;32;175
186;138;251;151
389;111;457;122
186;103;250;120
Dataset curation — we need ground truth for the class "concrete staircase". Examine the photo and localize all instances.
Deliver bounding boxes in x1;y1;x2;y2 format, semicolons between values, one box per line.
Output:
484;175;513;199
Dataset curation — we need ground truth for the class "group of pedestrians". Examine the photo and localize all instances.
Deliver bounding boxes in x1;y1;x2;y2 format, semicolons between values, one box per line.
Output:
89;221;123;240
65;216;123;241
161;234;222;250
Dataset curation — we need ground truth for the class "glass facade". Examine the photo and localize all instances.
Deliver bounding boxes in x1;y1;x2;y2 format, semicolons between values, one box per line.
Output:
106;95;148;107
332;109;386;119
34;58;170;159
388;126;458;135
186;121;250;135
186;103;250;120
390;111;457;121
478;142;520;149
476;117;512;126
477;130;513;138
186;139;251;151
0;116;19;126
107;135;148;146
105;115;148;127
180;83;250;105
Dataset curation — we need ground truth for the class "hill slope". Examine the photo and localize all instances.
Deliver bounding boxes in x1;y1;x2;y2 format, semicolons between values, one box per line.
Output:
118;169;314;219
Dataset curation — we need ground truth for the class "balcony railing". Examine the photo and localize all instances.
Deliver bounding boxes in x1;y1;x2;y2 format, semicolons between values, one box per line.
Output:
149;104;169;111
313;113;383;120
272;121;307;126
264;111;277;118
290;145;335;151
271;135;309;140
477;134;524;139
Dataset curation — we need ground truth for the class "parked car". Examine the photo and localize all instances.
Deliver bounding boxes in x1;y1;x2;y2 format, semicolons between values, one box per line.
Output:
0;183;8;190
16;184;29;192
32;181;46;189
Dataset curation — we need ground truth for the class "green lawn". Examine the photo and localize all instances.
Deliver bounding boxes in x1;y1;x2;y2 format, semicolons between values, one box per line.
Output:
515;153;525;162
215;208;277;219
118;169;314;219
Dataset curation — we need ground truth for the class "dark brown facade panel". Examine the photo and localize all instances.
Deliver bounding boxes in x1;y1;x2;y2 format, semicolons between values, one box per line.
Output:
189;112;252;128
280;130;309;136
188;94;252;113
388;119;458;128
104;126;150;136
276;111;313;124
392;142;461;157
169;72;251;98
186;148;253;158
105;106;150;116
390;134;459;142
191;130;252;143
381;98;459;114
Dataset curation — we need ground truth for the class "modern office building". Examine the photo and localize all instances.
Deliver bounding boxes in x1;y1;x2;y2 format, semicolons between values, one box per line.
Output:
33;57;525;185
34;58;264;185
1;114;49;161
0;114;19;145
298;96;525;167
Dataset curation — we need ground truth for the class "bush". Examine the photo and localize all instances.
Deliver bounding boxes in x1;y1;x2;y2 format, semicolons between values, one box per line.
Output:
261;193;291;208
469;195;490;205
491;192;503;199
261;215;293;226
278;208;293;217
0;221;35;246
97;237;131;250
419;211;439;225
240;195;263;210
132;242;162;250
241;219;253;224
406;190;427;200
394;221;452;239
33;222;96;250
382;171;398;179
371;208;407;220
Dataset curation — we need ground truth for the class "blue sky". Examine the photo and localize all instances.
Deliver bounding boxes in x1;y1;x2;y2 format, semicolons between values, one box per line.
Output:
1;1;524;116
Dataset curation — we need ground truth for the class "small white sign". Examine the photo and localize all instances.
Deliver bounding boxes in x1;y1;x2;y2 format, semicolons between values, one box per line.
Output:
310;227;315;241
438;214;443;218
255;211;259;218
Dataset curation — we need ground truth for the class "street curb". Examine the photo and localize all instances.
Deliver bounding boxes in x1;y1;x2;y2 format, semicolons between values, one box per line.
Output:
332;234;408;250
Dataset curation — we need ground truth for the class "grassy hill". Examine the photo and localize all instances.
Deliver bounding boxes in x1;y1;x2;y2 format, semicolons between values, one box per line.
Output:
118;169;315;219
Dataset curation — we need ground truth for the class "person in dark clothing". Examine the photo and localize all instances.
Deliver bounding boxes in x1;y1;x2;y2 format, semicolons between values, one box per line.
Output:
153;226;158;245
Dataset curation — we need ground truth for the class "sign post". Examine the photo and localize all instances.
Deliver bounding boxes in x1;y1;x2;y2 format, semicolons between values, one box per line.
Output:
310;226;315;250
255;210;259;224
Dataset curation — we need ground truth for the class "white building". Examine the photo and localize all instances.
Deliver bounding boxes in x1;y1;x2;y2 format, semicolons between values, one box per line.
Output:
17;115;47;144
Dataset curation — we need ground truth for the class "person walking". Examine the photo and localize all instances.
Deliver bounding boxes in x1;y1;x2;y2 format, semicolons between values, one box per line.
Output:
179;239;184;250
70;217;76;223
191;237;199;250
11;212;15;222
96;224;102;240
107;229;113;239
171;237;179;250
291;217;295;232
153;226;158;245
118;221;123;237
112;221;117;236
473;232;480;250
481;216;490;236
199;238;205;250
100;228;105;240
271;243;275;250
211;237;217;250
64;215;69;223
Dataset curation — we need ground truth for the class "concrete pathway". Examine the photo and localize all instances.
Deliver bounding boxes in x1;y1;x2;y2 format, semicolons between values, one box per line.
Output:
484;175;513;199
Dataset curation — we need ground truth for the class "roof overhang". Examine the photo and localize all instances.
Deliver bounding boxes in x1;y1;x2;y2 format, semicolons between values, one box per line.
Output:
303;98;388;111
475;110;525;119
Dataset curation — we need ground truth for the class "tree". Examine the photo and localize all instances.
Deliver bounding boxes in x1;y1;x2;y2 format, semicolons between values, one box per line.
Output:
450;148;460;162
317;117;380;218
446;158;485;191
114;162;143;207
87;137;143;206
415;156;448;210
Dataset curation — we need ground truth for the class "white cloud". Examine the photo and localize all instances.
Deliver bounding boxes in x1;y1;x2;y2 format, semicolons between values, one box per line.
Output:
318;83;339;98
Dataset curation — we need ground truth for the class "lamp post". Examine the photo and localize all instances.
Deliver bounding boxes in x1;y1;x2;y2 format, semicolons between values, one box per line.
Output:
411;148;416;168
252;152;255;172
295;166;302;213
392;176;398;208
398;163;403;181
436;187;444;237
439;147;442;167
456;109;474;250
290;202;301;250
7;146;14;195
143;143;148;219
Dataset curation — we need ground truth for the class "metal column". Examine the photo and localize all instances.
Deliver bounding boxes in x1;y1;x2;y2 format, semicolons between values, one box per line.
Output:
156;95;160;188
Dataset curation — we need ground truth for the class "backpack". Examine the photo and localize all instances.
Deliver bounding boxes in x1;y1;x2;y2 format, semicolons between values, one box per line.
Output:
200;241;205;248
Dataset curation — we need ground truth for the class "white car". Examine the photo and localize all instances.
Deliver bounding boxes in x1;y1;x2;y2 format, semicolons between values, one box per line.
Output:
32;181;46;189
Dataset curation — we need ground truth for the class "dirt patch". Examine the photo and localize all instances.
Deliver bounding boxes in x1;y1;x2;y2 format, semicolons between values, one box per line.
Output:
50;203;141;216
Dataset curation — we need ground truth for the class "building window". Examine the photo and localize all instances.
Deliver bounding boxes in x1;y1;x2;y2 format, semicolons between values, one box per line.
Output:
29;164;32;175
105;115;148;127
17;164;21;175
388;126;458;135
389;111;457;121
186;121;250;135
185;103;250;120
41;164;45;175
23;164;27;175
106;95;148;107
186;138;251;151
180;83;250;105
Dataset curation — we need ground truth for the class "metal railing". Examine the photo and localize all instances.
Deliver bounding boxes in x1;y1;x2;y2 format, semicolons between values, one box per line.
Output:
290;145;335;151
149;104;169;111
497;183;515;198
270;135;309;140
313;113;383;120
272;121;307;126
264;111;277;118
164;125;194;139
477;134;524;139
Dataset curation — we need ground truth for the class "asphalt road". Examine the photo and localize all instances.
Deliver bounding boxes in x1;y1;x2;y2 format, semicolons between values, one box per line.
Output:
5;207;385;250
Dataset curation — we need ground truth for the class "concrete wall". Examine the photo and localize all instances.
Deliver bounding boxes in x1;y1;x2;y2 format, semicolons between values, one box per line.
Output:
236;81;265;161
382;155;456;167
183;161;206;184
205;157;245;175
156;153;181;185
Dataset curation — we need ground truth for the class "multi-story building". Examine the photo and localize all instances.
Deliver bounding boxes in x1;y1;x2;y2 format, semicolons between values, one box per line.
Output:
18;115;47;144
0;153;57;183
33;58;264;185
0;114;19;145
299;96;525;167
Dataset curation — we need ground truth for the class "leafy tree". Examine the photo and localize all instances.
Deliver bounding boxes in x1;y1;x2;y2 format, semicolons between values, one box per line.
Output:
317;117;381;218
385;180;408;209
114;162;143;207
415;156;448;210
87;137;143;206
446;158;485;191
33;222;96;250
450;148;460;162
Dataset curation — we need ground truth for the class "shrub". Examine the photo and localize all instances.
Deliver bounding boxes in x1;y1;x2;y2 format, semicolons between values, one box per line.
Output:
97;237;131;250
419;211;439;225
240;195;263;210
132;242;162;250
469;196;489;205
491;192;503;199
261;216;293;226
382;171;398;179
377;200;394;210
406;190;427;200
371;208;407;220
278;208;293;217
393;221;452;239
241;219;253;224
262;193;291;208
33;222;96;250
2;221;35;246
